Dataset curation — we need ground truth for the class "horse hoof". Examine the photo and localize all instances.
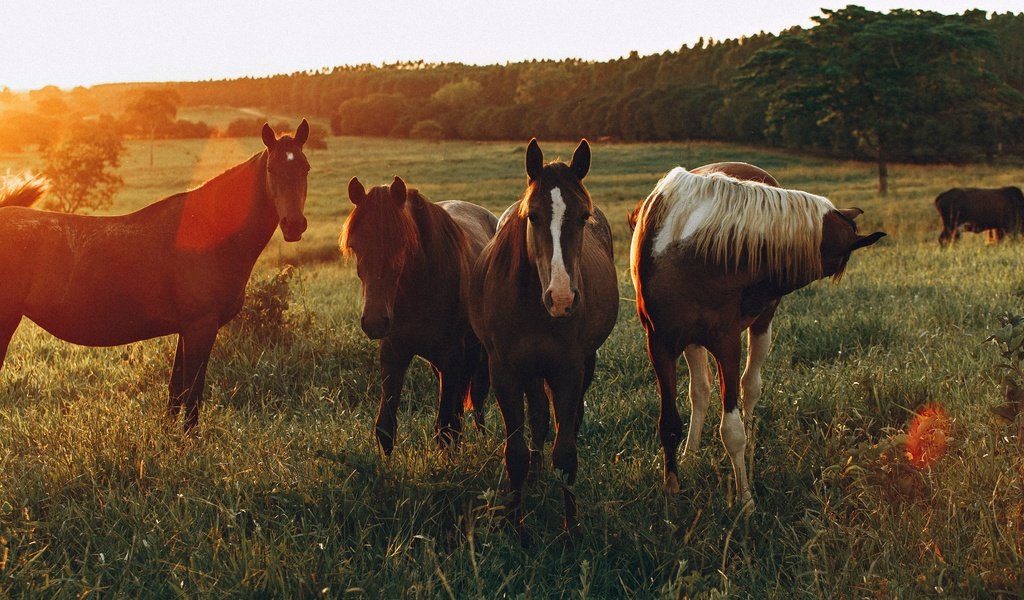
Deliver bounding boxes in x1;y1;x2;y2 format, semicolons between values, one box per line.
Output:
375;430;395;456
664;473;681;495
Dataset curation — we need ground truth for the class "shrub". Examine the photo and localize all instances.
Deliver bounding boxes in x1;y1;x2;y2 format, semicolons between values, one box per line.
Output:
229;265;301;342
409;119;444;141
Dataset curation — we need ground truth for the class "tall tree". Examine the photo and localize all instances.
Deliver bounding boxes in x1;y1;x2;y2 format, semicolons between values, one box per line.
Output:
125;89;179;167
739;6;1016;194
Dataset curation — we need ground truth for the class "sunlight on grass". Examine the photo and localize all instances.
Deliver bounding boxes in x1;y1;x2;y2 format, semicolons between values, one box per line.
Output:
0;138;1022;597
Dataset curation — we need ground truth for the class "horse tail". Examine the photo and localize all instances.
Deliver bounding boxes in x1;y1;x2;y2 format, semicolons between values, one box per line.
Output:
0;174;48;208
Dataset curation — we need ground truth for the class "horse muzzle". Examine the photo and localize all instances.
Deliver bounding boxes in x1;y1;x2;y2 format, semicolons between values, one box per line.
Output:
280;215;308;242
543;287;580;318
361;314;391;340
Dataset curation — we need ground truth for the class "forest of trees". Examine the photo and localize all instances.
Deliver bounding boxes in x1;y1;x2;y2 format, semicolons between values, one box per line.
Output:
2;7;1022;169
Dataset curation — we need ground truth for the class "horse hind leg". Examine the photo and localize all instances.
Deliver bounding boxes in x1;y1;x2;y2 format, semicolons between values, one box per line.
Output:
741;314;774;495
0;314;24;372
710;334;754;512
468;346;489;429
647;336;684;494
167;336;185;426
682;345;712;457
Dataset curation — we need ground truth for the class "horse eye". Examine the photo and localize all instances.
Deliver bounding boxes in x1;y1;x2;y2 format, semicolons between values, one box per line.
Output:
580;213;591;225
527;212;539;224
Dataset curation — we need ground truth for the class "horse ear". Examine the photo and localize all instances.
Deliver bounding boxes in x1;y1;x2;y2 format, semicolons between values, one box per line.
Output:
526;138;543;183
294;119;310;146
261;123;277;149
838;207;864;220
850;231;886;251
570;139;591;180
348;177;366;205
390;176;407;206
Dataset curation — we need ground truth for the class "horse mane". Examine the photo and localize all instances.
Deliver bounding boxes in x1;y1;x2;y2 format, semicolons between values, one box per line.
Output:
649;167;834;286
489;201;530;277
338;184;422;271
406;188;474;296
0;173;48;208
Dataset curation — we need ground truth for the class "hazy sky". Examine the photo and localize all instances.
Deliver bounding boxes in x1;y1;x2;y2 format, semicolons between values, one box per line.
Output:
1;0;1020;90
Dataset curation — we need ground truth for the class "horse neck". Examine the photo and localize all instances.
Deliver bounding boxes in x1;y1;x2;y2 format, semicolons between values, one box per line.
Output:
402;200;469;292
176;151;278;262
490;213;537;294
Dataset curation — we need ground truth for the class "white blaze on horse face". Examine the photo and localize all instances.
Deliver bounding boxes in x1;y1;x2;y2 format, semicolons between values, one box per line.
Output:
547;187;573;312
286;152;295;161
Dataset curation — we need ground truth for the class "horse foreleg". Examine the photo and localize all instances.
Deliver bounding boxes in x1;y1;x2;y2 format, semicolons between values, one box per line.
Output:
647;336;683;494
549;368;584;542
524;378;549;478
711;334;754;512
376;340;412;456
682;345;712;458
179;324;219;435
492;367;529;546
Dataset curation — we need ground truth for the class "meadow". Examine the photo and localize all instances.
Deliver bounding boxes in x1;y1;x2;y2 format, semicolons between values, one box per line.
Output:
0;129;1022;598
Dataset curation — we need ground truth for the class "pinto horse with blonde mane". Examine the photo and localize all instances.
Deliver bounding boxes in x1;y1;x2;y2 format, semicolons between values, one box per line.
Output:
629;162;885;510
0;121;311;433
471;139;618;544
341;176;497;454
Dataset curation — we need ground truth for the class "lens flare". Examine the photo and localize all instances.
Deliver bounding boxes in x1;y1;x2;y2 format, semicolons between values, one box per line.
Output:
905;403;950;468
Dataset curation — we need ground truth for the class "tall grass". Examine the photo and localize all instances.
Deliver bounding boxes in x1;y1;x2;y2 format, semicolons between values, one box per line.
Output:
0;137;1022;597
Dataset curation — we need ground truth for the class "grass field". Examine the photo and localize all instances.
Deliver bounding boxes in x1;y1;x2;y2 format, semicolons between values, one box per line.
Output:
1;135;1023;598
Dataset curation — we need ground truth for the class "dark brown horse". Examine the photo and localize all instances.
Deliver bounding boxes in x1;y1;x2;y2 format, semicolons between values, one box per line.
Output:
340;176;497;454
935;186;1024;245
0;120;311;432
629;162;885;511
470;139;619;543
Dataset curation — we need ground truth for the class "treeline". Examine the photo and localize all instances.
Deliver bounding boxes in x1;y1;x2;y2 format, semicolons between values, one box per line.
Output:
3;7;1023;165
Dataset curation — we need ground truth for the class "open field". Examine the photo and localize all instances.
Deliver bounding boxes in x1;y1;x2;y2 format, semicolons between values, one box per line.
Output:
1;136;1023;598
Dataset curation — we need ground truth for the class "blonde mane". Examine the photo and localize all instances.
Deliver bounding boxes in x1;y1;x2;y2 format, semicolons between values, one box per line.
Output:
642;167;835;286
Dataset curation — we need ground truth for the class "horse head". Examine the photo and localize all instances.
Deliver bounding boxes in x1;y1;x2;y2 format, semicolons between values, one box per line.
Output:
342;176;419;339
821;207;886;280
522;138;593;318
261;120;310;242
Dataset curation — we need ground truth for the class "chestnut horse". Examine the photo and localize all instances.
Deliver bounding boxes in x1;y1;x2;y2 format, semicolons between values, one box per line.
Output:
341;176;497;454
470;139;618;543
629;162;885;510
0;121;311;432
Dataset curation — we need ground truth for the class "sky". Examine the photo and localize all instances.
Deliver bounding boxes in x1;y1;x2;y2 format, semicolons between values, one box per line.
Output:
0;0;1021;90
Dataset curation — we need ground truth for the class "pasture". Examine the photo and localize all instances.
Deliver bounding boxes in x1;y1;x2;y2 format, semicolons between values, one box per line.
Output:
0;133;1022;597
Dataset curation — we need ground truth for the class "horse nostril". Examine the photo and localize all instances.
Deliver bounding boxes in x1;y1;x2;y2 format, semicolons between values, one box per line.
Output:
542;290;554;311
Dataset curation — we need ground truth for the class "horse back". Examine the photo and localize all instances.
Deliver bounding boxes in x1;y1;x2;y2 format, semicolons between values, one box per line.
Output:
438;200;497;258
936;187;1022;230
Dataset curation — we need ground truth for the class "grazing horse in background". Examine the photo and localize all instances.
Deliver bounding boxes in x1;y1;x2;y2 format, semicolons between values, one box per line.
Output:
0;120;311;433
341;176;497;454
470;139;618;544
934;186;1024;246
629;162;885;510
